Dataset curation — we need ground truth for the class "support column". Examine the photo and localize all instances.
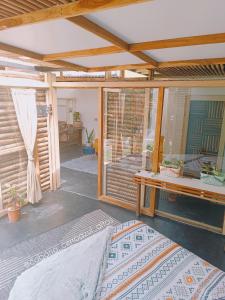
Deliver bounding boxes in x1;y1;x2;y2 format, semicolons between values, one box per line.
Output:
45;73;60;190
98;87;104;198
149;87;165;216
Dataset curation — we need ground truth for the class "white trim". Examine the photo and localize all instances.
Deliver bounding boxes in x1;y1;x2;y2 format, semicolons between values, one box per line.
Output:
0;77;49;88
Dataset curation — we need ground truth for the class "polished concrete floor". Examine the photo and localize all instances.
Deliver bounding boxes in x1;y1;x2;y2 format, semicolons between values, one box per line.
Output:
0;144;225;272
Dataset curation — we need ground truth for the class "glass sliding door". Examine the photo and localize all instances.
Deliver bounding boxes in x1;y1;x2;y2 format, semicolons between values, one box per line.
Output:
157;87;225;227
102;88;158;208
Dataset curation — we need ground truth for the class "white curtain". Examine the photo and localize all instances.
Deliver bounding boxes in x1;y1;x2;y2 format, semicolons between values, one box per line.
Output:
11;88;42;204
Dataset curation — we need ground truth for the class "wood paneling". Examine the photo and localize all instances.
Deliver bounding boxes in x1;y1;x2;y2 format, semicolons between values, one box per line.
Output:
36;90;51;192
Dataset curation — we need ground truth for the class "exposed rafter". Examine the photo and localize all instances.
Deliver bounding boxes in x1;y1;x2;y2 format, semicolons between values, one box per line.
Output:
67;16;158;66
0;0;151;30
0;42;88;71
68;15;129;50
130;32;225;51
43;46;122;61
43;32;225;61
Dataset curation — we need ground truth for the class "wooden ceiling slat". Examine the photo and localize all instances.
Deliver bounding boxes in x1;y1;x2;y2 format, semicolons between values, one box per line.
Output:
1;1;30;14
0;3;26;15
19;0;45;10
13;0;41;11
0;0;150;29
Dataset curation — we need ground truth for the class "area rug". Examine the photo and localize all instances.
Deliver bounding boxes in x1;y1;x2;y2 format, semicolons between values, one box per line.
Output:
0;210;119;300
61;155;98;175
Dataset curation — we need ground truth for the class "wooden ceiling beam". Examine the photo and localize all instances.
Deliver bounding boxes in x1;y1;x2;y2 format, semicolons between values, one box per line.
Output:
68;16;129;50
43;46;122;61
67;15;158;67
0;42;88;71
88;57;225;72
44;32;225;61
130;32;225;51
0;0;150;30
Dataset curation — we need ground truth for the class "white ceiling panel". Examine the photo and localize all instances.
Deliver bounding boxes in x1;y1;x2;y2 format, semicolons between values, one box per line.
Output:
65;53;144;67
88;0;225;43
0;19;111;54
146;43;225;62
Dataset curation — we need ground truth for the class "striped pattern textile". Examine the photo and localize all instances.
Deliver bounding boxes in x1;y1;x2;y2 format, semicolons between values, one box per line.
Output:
98;221;225;300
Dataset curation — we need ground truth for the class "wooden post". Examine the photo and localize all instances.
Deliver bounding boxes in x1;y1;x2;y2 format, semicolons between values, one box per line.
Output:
45;73;60;190
148;69;154;81
140;88;150;207
222;210;225;236
136;183;141;217
98;87;104;198
149;87;165;216
0;183;3;211
217;107;225;170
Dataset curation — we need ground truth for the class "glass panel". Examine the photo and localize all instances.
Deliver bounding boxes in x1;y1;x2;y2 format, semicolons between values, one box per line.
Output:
103;88;158;206
157;87;225;226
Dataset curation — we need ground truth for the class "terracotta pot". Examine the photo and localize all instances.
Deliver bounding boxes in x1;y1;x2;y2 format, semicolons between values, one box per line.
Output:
7;206;21;223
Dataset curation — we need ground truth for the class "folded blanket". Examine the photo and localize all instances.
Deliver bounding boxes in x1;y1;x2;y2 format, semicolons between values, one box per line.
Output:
8;226;113;300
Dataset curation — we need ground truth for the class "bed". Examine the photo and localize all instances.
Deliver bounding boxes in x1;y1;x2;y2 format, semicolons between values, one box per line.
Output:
98;220;225;300
9;219;225;300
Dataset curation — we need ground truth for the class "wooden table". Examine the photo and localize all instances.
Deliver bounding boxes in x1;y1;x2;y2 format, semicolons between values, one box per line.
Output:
134;170;225;234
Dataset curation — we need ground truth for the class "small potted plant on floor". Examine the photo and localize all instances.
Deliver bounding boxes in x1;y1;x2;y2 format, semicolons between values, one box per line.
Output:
160;159;183;178
6;184;25;223
200;162;225;186
83;128;95;155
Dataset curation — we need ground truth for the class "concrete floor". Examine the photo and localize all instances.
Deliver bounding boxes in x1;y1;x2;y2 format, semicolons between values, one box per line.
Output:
0;143;225;273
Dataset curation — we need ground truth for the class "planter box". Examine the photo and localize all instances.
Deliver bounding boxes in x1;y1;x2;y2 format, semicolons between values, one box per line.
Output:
160;166;181;178
200;172;225;187
83;146;95;155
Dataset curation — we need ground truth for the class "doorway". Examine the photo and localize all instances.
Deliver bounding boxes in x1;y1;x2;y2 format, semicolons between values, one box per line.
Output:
57;88;99;200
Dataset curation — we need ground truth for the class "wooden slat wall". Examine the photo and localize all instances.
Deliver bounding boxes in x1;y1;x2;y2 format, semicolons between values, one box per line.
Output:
36;90;51;192
0;87;51;208
0;87;27;207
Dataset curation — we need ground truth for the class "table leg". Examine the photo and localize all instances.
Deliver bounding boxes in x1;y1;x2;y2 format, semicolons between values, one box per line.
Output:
136;183;141;217
221;210;225;252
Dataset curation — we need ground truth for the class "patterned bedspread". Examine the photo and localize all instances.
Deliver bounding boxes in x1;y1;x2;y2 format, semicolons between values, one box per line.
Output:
98;221;225;300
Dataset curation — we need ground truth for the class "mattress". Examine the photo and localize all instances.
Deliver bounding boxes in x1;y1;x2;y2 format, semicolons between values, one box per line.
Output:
98;220;225;300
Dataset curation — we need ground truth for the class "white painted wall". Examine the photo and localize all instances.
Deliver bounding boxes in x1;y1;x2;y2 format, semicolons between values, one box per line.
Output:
57;89;98;144
75;89;98;143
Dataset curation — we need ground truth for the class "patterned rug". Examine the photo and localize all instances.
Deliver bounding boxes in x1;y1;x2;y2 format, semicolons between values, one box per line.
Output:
0;210;119;300
61;155;98;175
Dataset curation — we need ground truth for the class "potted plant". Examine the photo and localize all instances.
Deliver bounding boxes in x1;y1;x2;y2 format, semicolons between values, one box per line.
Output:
6;185;25;223
160;159;183;178
83;128;95;155
200;162;225;186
